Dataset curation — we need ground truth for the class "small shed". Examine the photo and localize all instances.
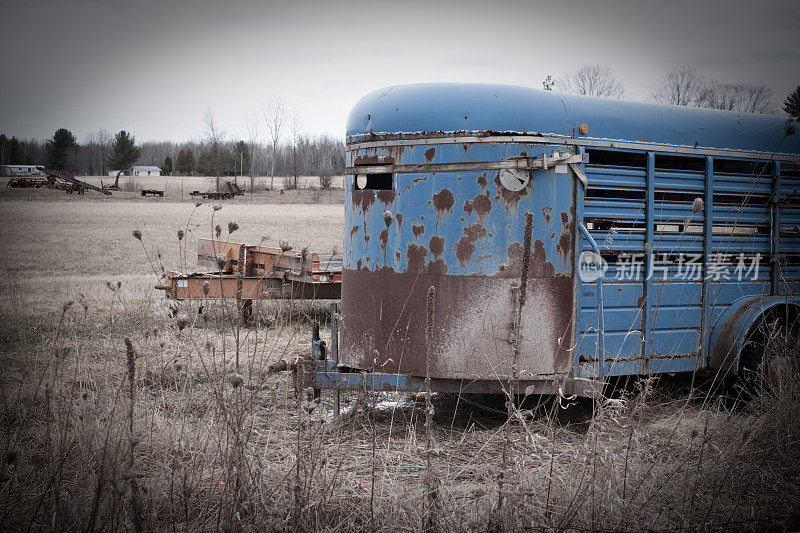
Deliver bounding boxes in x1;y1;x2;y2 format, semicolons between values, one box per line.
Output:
131;166;162;176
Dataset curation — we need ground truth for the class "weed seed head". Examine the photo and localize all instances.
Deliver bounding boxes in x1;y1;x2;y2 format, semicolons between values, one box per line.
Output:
63;300;74;313
213;204;222;211
383;210;393;227
195;202;202;207
215;224;221;238
227;221;239;234
280;241;292;252
692;198;704;213
176;314;189;331
215;254;228;270
133;229;142;240
177;229;185;241
202;280;210;295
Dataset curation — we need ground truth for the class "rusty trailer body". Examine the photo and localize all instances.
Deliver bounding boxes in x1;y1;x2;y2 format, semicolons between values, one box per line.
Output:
165;239;341;303
306;83;800;398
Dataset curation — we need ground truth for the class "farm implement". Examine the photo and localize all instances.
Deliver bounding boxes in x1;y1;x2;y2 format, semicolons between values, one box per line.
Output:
189;180;245;200
7;176;46;188
101;171;123;191
164;238;341;320
39;168;111;195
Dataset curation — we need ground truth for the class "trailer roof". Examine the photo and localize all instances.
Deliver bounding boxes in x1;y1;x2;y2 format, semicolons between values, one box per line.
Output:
346;83;799;158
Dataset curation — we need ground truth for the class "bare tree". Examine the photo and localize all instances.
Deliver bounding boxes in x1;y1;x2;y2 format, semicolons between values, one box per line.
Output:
290;111;300;190
557;64;625;99
203;107;225;191
265;98;286;191
706;83;776;114
652;67;777;114
245;110;259;193
651;66;712;107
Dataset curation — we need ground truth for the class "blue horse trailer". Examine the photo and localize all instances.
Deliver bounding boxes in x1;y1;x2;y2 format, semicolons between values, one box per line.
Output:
302;83;800;398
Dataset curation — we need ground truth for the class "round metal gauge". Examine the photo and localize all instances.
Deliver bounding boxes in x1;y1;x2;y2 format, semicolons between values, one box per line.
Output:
355;174;368;190
498;168;529;192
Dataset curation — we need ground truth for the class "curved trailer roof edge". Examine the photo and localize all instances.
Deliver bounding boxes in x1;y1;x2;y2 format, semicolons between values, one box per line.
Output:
346;83;800;158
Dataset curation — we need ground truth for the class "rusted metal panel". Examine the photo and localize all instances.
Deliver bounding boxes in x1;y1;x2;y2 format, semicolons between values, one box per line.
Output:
339;268;573;380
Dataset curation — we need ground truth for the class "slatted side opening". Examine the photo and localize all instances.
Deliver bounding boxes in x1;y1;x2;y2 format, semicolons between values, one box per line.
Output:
579;149;648;367
577;149;789;376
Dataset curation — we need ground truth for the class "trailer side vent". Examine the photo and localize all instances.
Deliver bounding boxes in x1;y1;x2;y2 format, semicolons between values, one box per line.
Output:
355;173;393;190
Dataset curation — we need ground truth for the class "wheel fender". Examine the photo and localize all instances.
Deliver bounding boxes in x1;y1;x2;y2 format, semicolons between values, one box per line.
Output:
708;295;800;375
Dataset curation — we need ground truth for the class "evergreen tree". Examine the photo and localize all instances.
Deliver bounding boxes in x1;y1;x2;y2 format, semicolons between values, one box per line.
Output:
233;140;251;175
162;156;173;176
176;148;195;174
185;149;195;174
106;130;141;170
784;85;800;118
45;128;78;170
8;137;26;164
0;134;7;165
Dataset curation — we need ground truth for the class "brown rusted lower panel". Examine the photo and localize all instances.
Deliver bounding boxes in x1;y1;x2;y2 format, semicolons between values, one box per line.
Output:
339;269;573;380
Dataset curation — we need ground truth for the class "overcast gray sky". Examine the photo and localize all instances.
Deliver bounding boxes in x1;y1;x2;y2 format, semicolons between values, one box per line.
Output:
1;0;797;143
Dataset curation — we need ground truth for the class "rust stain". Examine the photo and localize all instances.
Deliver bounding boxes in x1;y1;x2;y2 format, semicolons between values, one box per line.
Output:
432;188;455;221
506;240;555;278
472;191;492;219
454;222;487;267
356;259;363;270
379;228;389;259
429;235;445;258
350;225;359;239
352;188;375;213
542;206;552;228
395;251;401;263
477;172;488;190
530;239;555;277
412;222;425;240
556;210;574;270
425;259;448;275
377;189;396;205
395;212;403;231
411;176;428;185
424;147;436;163
405;243;428;273
463;199;474;218
354;154;395;165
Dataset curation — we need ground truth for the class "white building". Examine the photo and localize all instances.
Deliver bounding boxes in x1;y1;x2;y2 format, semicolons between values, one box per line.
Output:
108;165;162;177
0;165;44;177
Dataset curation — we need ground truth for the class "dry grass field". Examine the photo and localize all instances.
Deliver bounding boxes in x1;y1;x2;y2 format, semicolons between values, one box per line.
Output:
0;185;799;531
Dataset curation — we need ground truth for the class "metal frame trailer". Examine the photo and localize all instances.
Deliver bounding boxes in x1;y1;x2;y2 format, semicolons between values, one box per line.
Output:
290;84;799;401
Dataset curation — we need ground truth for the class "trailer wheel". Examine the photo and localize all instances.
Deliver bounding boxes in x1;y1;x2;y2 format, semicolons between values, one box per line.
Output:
739;304;800;397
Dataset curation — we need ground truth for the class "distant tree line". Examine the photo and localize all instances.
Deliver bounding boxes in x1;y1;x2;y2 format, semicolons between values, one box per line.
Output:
0;129;345;183
3;75;795;180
